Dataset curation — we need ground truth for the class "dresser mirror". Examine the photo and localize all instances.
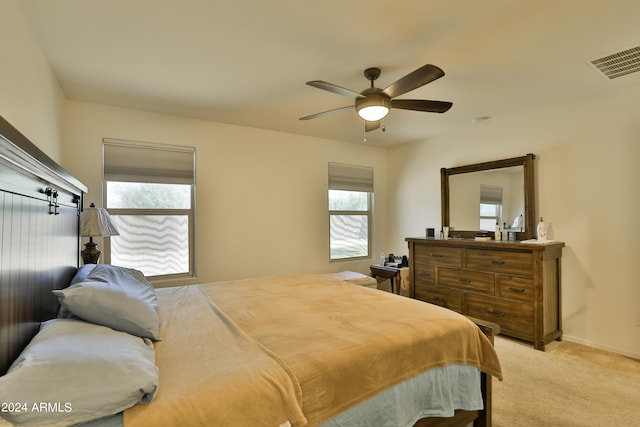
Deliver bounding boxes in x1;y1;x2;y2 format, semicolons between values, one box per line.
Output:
441;154;535;240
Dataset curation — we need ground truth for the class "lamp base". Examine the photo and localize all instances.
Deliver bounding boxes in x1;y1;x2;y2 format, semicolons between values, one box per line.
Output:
81;241;102;264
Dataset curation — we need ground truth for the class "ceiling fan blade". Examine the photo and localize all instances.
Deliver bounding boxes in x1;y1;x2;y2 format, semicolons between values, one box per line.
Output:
306;81;364;99
383;64;445;98
391;99;453;113
299;105;353;120
365;121;380;132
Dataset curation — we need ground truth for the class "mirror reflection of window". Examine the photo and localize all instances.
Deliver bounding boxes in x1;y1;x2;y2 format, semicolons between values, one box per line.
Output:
449;165;525;232
480;184;502;231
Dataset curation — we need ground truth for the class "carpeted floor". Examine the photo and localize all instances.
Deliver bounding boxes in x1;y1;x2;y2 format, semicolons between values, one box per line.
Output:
491;336;640;426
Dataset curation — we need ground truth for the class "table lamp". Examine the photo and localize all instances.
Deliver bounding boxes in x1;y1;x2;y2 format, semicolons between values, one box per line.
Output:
80;202;120;264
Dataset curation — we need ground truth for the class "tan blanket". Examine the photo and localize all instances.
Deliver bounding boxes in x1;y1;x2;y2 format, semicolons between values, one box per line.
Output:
124;285;307;427
126;273;502;427
204;274;502;424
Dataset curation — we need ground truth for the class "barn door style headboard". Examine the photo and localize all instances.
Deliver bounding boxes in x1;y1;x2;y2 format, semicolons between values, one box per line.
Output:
0;116;87;374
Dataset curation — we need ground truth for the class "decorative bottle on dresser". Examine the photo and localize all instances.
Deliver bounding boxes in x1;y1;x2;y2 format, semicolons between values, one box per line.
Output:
537;217;548;241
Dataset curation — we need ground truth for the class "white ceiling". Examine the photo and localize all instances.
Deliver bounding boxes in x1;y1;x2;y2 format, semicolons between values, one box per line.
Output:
21;0;640;147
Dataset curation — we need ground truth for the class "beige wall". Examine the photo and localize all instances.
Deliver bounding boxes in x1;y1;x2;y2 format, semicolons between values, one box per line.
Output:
388;84;640;359
0;0;65;160
62;101;388;285
1;0;389;290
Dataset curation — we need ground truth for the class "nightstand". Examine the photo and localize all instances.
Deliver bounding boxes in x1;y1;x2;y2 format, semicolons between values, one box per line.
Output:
369;265;404;294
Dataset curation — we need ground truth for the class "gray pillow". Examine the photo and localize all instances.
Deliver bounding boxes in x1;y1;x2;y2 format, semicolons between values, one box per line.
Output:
54;264;160;340
69;263;97;285
0;319;158;426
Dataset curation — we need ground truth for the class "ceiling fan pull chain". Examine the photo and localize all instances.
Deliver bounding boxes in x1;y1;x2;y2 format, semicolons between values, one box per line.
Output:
363;122;367;143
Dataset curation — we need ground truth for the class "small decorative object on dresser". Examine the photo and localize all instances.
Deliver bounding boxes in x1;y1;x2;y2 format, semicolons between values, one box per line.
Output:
537;217;548;241
406;237;564;350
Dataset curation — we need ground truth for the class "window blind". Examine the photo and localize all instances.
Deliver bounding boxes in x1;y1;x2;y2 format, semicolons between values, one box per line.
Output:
480;184;503;205
103;139;195;185
328;162;374;192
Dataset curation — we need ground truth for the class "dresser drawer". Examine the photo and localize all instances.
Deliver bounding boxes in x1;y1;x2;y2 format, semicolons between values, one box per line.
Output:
438;267;495;295
407;237;564;350
414;245;462;267
467;294;534;337
466;249;533;277
498;276;534;302
414;285;464;313
414;263;435;286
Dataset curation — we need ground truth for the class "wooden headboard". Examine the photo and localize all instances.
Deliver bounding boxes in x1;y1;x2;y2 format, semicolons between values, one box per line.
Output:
0;116;87;374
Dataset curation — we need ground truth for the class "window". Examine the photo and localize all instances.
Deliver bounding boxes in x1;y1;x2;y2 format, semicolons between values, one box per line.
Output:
328;163;373;260
479;184;502;231
103;139;195;279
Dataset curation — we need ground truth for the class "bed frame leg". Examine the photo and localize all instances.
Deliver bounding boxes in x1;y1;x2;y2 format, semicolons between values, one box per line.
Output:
474;371;492;427
467;316;499;427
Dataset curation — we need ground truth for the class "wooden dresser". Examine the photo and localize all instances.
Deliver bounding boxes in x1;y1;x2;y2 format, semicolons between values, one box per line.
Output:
406;237;564;350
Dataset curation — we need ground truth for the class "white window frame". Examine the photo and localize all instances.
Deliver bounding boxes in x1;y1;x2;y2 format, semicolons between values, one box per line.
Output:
480;203;502;231
102;139;196;281
479;184;503;231
328;162;373;261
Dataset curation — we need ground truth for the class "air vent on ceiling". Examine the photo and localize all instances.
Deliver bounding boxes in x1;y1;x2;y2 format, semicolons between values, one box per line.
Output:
589;45;640;79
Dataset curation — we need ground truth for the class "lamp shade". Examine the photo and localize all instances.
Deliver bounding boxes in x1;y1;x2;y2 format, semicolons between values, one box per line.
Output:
357;105;389;121
355;91;390;122
80;204;120;237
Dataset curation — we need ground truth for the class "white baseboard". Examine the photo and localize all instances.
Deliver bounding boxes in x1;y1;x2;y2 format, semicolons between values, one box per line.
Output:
562;334;640;360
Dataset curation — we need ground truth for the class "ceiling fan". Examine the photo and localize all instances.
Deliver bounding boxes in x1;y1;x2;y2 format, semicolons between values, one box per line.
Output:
299;64;453;132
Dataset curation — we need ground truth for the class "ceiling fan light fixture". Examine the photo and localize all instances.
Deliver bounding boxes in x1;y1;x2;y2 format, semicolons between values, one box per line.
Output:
358;104;389;121
356;91;390;121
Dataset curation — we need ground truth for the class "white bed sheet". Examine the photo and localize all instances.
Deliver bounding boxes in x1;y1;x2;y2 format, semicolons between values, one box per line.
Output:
320;364;482;427
77;364;481;427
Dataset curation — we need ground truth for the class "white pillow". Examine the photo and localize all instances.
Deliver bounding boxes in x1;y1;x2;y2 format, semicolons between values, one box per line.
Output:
0;319;158;427
54;264;160;340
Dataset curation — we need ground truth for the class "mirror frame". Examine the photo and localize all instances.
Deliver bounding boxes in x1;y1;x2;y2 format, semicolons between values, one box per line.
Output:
441;153;536;240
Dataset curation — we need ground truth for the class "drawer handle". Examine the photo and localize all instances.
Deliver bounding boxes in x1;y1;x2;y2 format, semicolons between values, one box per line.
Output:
489;260;506;265
418;271;431;277
508;286;526;293
428;253;443;258
486;309;507;317
457;278;472;284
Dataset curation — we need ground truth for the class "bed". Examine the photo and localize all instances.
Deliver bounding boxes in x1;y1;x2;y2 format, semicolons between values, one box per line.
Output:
0;116;502;427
